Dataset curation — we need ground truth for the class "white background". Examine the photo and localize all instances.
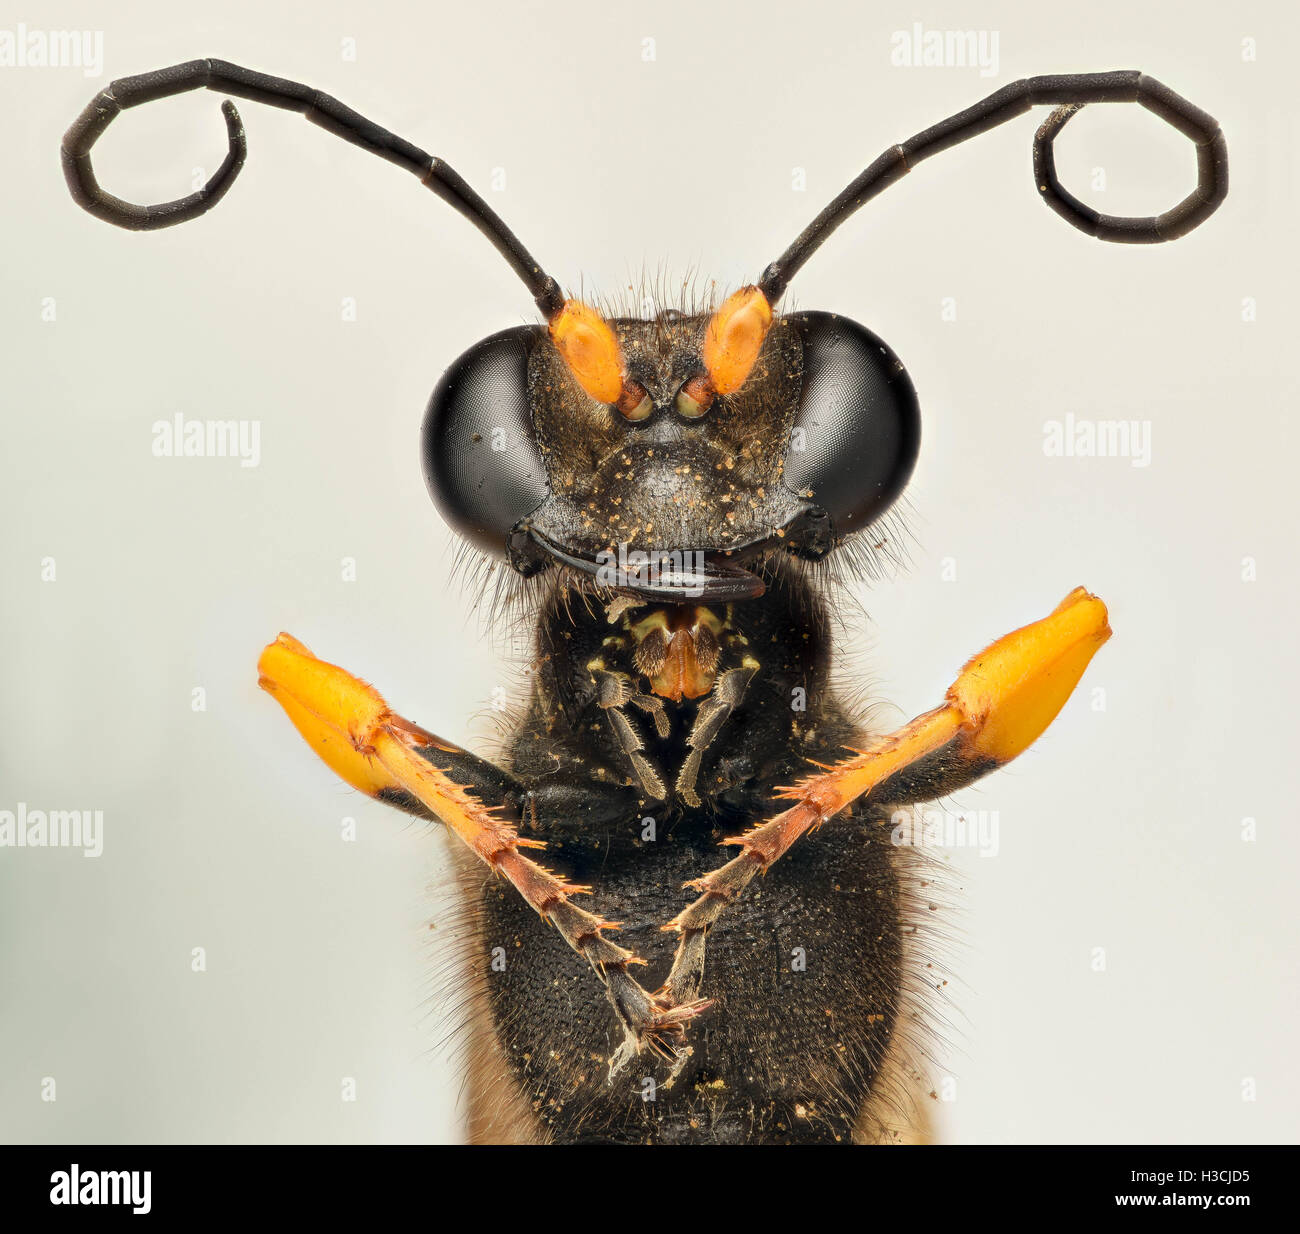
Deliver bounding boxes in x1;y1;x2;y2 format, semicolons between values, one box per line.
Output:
1;0;1296;1143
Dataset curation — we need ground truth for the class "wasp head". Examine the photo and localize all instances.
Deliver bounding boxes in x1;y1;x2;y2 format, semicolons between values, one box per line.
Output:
423;291;920;603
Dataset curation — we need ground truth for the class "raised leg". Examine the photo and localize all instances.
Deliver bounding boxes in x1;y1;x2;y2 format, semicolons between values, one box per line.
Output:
257;633;706;1069
659;587;1111;1007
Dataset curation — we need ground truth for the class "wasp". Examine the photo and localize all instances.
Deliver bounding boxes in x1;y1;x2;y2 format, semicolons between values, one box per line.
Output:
63;61;1226;1144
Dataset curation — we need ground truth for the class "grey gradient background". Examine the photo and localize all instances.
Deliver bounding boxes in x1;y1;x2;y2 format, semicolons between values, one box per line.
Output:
1;0;1296;1143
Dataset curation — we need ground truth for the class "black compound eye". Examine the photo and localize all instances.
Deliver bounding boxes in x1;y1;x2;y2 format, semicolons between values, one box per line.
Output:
421;326;551;557
782;311;921;541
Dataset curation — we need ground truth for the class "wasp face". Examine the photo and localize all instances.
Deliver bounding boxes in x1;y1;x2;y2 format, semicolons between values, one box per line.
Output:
422;303;921;602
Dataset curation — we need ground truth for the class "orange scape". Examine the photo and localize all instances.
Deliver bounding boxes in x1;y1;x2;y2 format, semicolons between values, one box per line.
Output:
548;299;626;405
702;286;774;395
665;587;1112;938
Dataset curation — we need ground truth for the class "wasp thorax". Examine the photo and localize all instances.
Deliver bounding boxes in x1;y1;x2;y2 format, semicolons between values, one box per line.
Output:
630;606;724;701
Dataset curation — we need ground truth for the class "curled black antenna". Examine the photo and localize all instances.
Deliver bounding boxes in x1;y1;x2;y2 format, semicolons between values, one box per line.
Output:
758;71;1228;302
61;58;566;318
